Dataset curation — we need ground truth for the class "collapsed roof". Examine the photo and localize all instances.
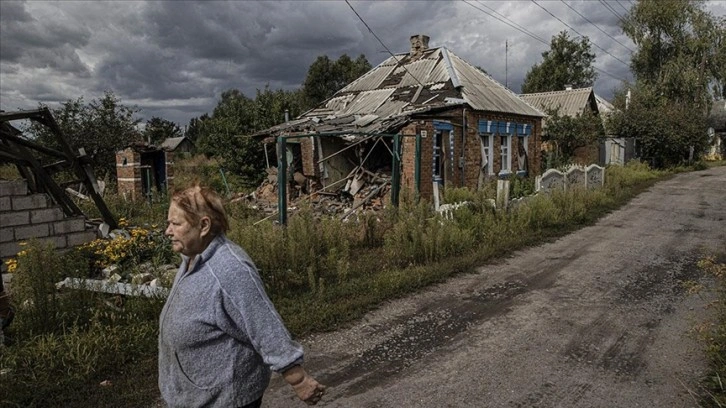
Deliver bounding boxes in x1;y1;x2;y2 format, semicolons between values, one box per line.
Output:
255;34;543;139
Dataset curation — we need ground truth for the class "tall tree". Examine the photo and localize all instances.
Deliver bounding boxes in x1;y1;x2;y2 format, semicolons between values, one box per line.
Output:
622;0;725;105
302;54;371;108
27;91;142;180
253;85;305;130
185;113;210;144
611;0;724;167
521;31;597;93
144;117;182;146
608;83;709;167
195;90;264;186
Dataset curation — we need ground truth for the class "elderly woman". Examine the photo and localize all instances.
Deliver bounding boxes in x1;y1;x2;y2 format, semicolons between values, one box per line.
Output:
159;184;325;407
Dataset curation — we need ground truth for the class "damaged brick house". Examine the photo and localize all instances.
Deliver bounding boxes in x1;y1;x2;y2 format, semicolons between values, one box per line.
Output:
253;34;544;203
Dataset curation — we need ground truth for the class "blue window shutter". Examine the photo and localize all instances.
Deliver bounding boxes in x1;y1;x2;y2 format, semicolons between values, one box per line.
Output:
433;120;454;131
478;120;498;134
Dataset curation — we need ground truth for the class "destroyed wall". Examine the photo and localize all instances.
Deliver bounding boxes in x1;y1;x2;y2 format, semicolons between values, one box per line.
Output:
0;179;97;267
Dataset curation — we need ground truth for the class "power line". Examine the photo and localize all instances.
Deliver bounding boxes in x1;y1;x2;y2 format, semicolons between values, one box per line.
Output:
463;0;548;45
561;0;635;53
472;0;549;45
531;0;631;67
343;0;426;87
463;0;628;83
615;0;631;15
598;0;626;23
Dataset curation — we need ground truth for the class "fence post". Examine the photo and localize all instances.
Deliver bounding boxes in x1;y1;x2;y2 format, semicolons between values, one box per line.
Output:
391;133;401;207
277;136;288;225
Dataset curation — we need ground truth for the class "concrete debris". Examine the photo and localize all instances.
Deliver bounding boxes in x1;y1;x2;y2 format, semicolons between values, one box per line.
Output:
56;277;169;298
101;264;119;278
235;165;393;219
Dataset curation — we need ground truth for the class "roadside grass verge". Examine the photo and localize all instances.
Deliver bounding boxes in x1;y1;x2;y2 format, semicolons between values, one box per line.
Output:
694;254;726;407
0;161;683;407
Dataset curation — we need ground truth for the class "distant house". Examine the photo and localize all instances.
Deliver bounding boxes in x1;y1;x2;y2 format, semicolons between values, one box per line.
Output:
520;87;602;165
593;94;638;166
706;100;725;161
253;34;544;202
160;136;194;153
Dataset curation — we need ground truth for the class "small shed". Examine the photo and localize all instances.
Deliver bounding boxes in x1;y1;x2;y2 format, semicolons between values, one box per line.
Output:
160;136;194;154
116;142;173;201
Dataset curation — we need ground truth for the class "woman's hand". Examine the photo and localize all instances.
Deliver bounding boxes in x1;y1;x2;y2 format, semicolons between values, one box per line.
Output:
283;365;326;405
293;375;325;405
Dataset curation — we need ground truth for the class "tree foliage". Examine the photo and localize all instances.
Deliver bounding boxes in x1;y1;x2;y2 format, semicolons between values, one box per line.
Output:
611;0;723;167
144;117;181;146
191;86;306;188
543;107;605;164
622;0;726;104
302;54;371;108
27;91;142;180
521;31;597;93
184;113;210;144
609;84;709;168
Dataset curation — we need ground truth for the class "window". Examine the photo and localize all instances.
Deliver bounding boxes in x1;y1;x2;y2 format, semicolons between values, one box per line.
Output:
500;134;511;173
479;133;493;175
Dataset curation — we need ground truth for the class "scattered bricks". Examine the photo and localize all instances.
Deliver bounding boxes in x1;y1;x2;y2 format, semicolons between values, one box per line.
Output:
12;194;49;211
0;211;29;227
66;230;97;247
0;197;11;212
0;180;28;196
14;223;50;240
30;207;64;224
52;217;86;235
0;241;21;258
0;227;13;243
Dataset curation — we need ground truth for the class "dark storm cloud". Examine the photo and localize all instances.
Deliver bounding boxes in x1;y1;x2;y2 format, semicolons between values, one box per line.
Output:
0;0;722;126
0;1;90;74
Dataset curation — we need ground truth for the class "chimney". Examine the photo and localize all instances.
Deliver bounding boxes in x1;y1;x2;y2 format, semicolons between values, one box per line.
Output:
565;84;573;91
409;34;430;59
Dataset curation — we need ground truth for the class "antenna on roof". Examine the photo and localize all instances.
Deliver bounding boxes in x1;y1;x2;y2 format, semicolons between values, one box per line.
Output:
505;39;509;89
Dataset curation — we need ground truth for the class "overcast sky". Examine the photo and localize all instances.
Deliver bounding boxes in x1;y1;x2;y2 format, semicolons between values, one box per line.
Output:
1;0;724;128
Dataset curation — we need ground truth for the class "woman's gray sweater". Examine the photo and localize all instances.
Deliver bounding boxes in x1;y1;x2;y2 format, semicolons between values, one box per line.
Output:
158;235;303;407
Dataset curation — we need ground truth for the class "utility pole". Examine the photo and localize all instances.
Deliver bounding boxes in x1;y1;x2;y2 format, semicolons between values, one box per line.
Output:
505;39;509;89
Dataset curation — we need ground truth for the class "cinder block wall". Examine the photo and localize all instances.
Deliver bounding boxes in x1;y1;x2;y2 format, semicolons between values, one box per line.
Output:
0;180;97;269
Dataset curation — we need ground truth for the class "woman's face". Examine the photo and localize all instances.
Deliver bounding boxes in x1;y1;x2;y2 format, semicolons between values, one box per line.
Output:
165;202;206;257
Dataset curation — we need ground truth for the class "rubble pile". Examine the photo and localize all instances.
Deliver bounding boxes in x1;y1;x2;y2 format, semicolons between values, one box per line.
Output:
237;165;393;219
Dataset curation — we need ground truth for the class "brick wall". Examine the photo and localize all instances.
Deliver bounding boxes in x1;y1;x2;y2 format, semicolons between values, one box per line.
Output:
116;148;142;200
399;108;543;201
116;148;173;200
0;180;97;268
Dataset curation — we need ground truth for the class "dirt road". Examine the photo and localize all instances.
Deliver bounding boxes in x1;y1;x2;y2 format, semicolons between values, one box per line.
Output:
263;166;726;408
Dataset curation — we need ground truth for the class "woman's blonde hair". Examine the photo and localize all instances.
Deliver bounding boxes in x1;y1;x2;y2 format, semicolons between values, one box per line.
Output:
170;183;229;235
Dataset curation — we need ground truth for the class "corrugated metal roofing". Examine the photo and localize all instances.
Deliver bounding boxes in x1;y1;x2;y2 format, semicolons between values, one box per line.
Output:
519;87;596;118
160;136;190;151
255;44;543;138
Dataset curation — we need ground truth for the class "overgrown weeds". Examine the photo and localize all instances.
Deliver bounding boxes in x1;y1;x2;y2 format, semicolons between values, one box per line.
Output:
693;254;726;407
